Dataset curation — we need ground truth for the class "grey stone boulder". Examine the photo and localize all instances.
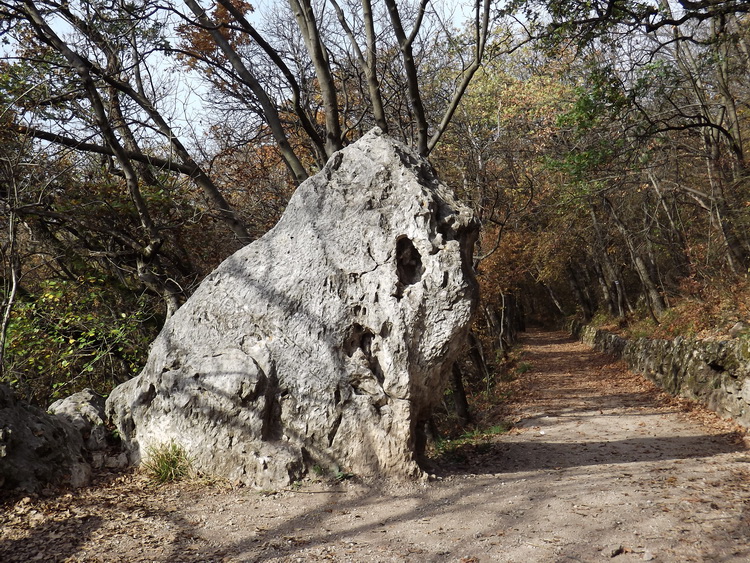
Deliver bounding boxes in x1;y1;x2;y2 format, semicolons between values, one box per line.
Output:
106;128;479;488
49;388;110;451
0;385;91;492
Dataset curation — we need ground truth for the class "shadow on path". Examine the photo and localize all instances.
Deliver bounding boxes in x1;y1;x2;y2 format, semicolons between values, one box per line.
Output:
435;328;746;476
436;433;742;475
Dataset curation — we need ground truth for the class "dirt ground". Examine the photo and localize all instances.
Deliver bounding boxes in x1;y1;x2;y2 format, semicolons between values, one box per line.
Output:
3;329;750;562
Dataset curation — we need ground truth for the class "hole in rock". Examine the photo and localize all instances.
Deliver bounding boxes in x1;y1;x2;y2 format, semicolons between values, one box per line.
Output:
328;413;342;447
396;237;423;286
380;321;392;338
343;324;384;383
344;323;366;357
136;383;157;407
261;374;282;441
368;352;385;384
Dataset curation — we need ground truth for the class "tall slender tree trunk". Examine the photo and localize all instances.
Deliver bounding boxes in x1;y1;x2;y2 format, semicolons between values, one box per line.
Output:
451;363;472;427
567;265;594;321
589;204;632;317
604;199;666;319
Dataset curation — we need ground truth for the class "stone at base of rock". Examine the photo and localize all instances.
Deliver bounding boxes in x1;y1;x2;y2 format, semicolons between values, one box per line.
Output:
0;384;91;492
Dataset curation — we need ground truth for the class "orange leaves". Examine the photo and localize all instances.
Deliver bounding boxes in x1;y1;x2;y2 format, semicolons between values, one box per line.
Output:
209;140;295;237
176;0;255;72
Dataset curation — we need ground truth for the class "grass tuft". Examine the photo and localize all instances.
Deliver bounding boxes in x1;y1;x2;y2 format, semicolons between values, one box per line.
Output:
141;441;193;484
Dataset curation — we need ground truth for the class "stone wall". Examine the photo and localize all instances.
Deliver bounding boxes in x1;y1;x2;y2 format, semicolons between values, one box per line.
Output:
569;321;750;428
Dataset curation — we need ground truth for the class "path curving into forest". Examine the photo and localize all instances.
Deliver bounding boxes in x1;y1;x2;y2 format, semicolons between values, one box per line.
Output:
3;329;750;562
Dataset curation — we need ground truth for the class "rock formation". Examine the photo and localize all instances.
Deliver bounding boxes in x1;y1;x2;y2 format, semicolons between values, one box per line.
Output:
49;388;110;451
0;385;91;491
106;128;479;488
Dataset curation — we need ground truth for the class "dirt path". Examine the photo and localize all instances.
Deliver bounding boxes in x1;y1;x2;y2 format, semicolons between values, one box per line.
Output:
4;329;750;562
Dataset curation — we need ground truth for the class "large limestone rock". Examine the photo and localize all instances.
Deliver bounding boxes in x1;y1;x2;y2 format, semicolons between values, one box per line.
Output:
0;385;91;491
106;129;479;488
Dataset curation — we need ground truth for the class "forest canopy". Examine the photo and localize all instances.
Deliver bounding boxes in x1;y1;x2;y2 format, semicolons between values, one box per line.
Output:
1;0;749;406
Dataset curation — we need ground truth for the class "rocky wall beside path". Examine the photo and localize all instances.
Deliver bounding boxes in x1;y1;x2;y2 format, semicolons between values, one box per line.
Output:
569;321;750;428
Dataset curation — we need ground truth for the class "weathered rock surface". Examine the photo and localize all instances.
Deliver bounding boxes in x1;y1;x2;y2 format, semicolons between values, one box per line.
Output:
571;321;750;427
49;388;110;451
0;385;91;491
106;128;479;488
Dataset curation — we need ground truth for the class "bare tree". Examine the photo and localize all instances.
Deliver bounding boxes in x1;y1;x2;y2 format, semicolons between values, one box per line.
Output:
175;0;494;165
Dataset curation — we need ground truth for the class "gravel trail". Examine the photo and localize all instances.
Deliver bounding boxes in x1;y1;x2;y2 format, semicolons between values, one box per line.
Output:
3;329;750;562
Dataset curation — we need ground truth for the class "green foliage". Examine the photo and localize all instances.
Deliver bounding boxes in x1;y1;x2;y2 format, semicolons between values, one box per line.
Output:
307;463;353;481
516;361;533;374
624;317;659;340
548;68;629;182
335;471;355;481
433;422;512;461
2;276;158;405
436;423;512;453
141;442;193;484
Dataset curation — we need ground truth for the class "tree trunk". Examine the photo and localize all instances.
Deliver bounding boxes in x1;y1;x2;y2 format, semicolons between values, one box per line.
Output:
567;265;594;322
604;199;666;318
544;282;567;317
383;0;430;155
288;0;343;157
451;363;472;427
468;331;492;392
186;0;310;186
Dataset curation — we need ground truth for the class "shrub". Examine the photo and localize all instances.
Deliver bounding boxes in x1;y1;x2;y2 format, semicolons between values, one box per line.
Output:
3;276;159;405
141;441;193;484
